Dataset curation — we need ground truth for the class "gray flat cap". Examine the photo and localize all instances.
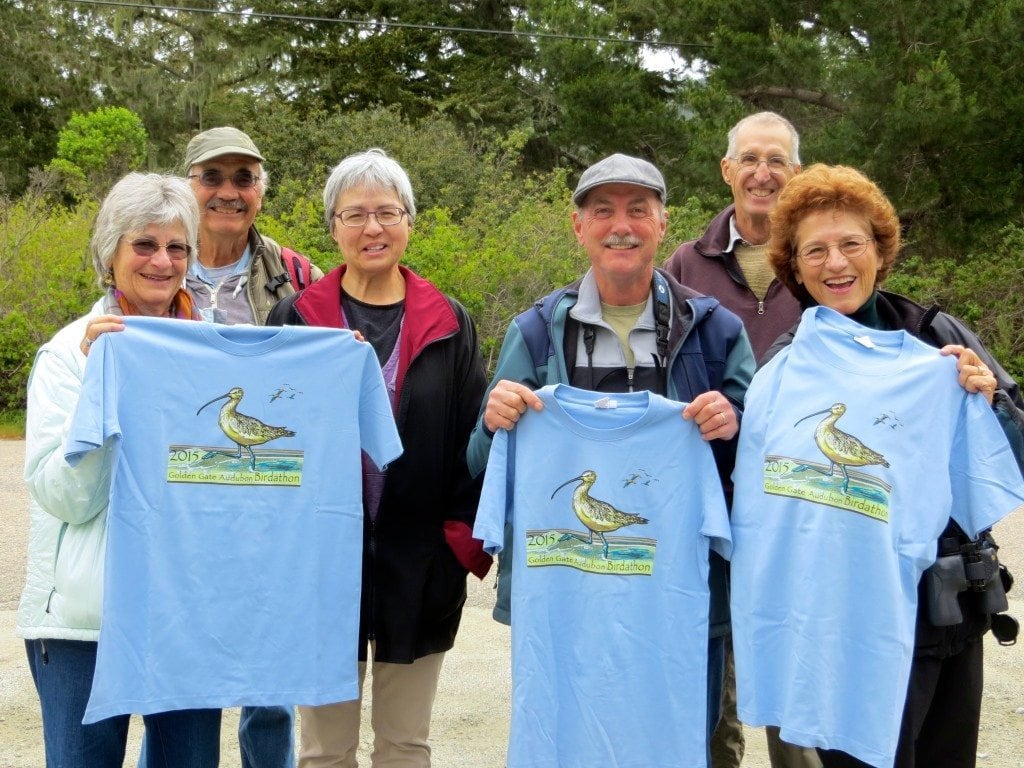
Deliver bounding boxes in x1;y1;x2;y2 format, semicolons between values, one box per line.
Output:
182;127;264;172
572;153;666;205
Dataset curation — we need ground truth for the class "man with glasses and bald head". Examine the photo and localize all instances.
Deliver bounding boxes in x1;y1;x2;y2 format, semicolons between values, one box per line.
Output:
182;126;322;326
665;112;818;768
666;111;802;362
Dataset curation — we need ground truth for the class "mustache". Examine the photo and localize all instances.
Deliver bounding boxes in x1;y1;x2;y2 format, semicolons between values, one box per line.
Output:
207;199;248;212
601;235;643;248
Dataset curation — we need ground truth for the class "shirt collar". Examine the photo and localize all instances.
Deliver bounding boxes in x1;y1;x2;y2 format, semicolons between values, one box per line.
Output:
570;268;656;329
727;215;748;252
188;245;253;286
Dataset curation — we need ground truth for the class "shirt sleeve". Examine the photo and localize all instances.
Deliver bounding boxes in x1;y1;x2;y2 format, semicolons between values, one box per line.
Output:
64;332;122;465
25;337;113;525
473;426;511;555
950;391;1024;538
696;427;733;560
356;339;403;470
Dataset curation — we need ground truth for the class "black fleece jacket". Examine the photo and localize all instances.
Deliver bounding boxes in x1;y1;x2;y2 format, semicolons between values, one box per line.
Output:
269;264;488;663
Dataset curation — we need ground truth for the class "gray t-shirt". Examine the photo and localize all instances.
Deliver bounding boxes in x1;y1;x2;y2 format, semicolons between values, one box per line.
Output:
186;247;257;325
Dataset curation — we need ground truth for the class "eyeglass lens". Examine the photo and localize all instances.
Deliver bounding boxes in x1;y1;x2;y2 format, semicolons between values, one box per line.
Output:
191;169;259;188
735;154;790;171
799;236;872;264
336;207;406;227
130;239;191;260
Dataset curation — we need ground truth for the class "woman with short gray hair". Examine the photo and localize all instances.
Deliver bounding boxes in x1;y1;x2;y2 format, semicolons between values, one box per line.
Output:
271;148;488;768
16;172;220;767
89;172;200;289
320;147;417;232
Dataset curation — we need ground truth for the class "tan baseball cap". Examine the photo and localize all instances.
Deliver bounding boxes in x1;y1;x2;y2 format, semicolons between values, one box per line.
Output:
182;127;264;172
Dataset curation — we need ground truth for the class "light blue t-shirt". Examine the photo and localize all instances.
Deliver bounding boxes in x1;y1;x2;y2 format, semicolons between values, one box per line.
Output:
731;306;1024;767
66;318;403;723
474;384;730;768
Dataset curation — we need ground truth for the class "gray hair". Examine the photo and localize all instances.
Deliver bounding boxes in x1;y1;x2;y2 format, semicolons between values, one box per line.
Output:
322;149;416;231
90;173;200;288
726;112;801;165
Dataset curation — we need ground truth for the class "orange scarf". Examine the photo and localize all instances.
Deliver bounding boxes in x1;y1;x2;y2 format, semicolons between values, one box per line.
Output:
115;288;198;319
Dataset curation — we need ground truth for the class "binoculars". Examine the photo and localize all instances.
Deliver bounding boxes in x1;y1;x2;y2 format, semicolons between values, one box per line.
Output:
924;537;1017;645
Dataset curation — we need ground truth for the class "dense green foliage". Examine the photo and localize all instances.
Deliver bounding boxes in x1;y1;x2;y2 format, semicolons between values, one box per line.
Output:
2;1;1024;412
1;174;97;410
48;107;149;199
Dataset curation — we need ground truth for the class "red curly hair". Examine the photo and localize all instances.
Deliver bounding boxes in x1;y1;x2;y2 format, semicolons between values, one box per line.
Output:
767;164;901;299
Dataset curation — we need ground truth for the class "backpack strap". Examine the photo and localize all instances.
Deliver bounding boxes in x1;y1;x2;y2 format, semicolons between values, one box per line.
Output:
513;298;555;373
279;247;313;292
513;282;582;376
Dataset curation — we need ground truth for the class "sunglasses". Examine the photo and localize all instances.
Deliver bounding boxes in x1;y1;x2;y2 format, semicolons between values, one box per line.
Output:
188;169;260;189
129;238;192;260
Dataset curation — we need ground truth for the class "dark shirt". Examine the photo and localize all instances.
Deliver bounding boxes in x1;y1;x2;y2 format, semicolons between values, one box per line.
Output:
341;291;404;368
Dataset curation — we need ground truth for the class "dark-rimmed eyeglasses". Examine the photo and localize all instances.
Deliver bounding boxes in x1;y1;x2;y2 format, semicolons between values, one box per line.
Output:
796;235;874;266
129;238;192;260
188;169;260;189
333;207;408;228
730;154;793;173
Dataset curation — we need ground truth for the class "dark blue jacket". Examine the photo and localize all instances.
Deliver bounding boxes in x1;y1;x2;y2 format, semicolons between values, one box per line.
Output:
468;268;755;635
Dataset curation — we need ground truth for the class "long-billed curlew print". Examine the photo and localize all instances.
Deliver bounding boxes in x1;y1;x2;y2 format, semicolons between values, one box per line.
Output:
526;468;658;575
762;402;894;522
166;385;304;485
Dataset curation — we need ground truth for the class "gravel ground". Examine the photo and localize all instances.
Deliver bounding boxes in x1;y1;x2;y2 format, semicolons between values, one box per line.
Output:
1;438;1021;767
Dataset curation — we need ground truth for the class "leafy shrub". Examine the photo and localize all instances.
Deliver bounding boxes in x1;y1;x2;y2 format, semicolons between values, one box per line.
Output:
0;178;98;409
888;226;1024;383
47;107;147;201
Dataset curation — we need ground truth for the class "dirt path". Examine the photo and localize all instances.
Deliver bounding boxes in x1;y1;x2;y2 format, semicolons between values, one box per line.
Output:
1;439;1021;766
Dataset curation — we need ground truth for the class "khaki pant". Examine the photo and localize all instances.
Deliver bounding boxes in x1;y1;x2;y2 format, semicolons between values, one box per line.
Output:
766;726;823;768
298;650;446;768
710;636;744;767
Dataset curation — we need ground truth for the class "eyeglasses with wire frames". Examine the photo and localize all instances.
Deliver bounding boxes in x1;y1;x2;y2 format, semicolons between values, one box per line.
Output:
128;238;192;261
730;154;794;173
333;207;409;228
796;235;875;266
187;169;261;189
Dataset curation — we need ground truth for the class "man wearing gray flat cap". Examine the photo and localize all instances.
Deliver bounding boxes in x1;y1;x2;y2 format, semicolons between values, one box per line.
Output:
182;126;322;326
466;152;754;763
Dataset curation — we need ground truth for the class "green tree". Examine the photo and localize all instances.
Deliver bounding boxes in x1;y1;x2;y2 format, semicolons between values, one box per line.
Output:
887;225;1024;382
249;105;487;220
0;1;92;194
19;0;300;167
517;0;684;172
278;1;533;129
652;1;1024;254
47;107;148;198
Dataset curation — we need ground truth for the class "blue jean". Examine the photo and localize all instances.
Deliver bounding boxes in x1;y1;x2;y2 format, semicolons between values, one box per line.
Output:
707;634;727;762
26;638;221;768
238;706;296;768
140;705;295;768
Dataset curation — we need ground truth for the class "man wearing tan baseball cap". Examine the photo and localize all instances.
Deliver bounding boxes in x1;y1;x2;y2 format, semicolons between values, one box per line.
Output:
165;127;319;768
182;126;322;326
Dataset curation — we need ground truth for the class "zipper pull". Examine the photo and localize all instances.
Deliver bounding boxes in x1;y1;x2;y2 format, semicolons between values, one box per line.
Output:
757;300;765;316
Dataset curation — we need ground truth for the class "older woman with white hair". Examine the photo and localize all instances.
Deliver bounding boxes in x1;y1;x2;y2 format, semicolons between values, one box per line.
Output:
16;173;221;768
269;149;489;768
